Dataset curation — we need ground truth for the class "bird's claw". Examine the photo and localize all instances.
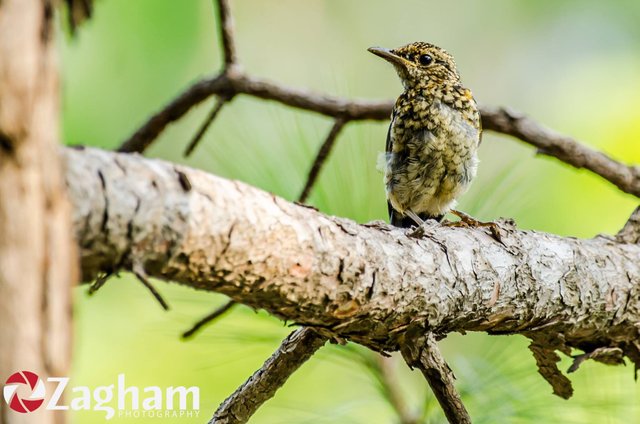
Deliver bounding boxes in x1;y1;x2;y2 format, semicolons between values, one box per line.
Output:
445;210;489;226
408;218;438;238
445;210;503;242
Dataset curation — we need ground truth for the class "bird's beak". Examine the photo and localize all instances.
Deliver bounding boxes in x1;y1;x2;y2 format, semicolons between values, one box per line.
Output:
368;46;407;67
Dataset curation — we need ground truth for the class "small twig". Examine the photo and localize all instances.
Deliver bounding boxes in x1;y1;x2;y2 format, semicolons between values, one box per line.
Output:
181;299;236;339
118;75;228;153
298;118;347;202
568;347;624;373
482;106;640;198
65;0;93;35
183;96;231;157
400;331;471;424
617;205;640;244
209;327;327;424
133;265;170;311
88;271;112;295
528;340;573;399
216;0;237;66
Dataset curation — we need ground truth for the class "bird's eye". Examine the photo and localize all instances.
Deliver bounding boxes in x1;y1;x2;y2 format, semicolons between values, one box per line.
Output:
418;54;433;66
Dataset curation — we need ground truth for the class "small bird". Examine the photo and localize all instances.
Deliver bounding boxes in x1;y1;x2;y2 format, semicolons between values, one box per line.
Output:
369;42;481;228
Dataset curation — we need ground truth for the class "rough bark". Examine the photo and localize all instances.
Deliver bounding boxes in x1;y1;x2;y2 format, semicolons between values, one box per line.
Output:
618;206;640;244
400;332;471;424
210;328;327;424
63;147;640;381
0;1;76;423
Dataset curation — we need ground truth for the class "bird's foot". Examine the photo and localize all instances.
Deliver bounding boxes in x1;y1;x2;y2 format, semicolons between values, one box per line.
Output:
445;210;492;227
405;210;425;227
408;218;439;238
445;210;503;241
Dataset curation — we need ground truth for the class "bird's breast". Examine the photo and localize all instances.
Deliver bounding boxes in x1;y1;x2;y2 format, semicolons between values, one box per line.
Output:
385;98;480;216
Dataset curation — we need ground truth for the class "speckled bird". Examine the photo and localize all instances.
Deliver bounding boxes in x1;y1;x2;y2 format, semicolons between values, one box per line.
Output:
369;42;481;228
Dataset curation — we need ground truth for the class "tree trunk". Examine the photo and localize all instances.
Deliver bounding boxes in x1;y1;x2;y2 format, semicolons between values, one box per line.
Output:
0;1;76;423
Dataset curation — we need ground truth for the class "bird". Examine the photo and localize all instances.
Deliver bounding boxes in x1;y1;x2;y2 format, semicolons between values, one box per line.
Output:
368;42;481;228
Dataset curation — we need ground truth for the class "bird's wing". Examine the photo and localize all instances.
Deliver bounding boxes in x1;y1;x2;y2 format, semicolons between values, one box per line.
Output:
385;111;394;154
455;85;482;146
477;108;483;146
385;112;395;223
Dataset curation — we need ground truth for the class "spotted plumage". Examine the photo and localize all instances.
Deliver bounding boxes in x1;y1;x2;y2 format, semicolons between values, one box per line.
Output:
369;42;481;228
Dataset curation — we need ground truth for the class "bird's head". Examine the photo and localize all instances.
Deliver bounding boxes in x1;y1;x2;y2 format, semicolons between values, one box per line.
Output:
368;42;460;90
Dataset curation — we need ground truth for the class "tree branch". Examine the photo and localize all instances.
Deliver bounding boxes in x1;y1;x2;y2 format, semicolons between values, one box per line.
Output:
617;206;640;244
64;146;640;394
118;75;229;153
115;72;639;199
528;339;573;399
209;327;327;424
181;299;236;339
65;0;93;34
132;264;170;310
481;107;640;198
215;0;238;67
116;72;386;153
400;332;471;424
298;118;347;203
183;95;231;157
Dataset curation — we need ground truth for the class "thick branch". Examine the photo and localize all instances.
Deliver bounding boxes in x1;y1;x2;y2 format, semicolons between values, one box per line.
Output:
64;146;640;377
209;328;326;424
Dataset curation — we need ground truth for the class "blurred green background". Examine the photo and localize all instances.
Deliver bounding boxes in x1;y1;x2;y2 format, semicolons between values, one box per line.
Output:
61;0;640;422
